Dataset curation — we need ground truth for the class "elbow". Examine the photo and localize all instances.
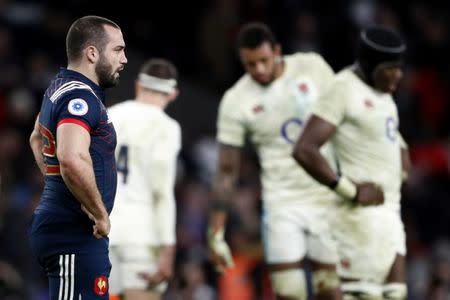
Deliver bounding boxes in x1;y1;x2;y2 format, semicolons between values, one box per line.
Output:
292;140;309;168
29;131;39;148
57;150;81;173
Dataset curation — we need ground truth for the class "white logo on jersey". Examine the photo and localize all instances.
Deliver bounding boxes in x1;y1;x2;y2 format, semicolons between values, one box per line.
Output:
68;99;89;116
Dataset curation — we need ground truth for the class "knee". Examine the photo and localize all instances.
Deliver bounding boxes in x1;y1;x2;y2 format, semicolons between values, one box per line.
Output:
383;283;407;300
312;269;340;295
271;269;307;300
342;281;383;300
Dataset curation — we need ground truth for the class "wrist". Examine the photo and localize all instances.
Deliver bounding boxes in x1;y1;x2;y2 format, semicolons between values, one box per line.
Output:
333;175;357;200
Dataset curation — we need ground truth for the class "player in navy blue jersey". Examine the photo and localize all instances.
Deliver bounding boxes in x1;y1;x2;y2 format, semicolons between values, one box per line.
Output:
28;15;127;299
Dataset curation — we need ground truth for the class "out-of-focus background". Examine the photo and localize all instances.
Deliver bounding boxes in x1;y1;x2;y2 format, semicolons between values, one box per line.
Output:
0;0;449;299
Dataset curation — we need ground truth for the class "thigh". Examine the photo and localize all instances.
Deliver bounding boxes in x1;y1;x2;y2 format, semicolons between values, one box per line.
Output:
45;251;111;300
262;209;306;264
117;245;167;293
333;207;398;283
304;207;339;265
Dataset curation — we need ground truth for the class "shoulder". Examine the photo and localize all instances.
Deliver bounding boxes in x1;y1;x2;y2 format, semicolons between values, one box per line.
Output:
50;80;99;104
162;113;181;138
108;100;132;118
286;52;330;69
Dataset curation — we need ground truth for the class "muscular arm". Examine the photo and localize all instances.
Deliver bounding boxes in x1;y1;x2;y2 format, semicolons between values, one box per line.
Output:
292;115;339;187
56;124;108;224
209;143;241;233
401;147;411;182
29;115;46;176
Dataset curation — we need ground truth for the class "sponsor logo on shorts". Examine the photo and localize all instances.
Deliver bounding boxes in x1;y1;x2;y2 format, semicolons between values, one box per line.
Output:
340;258;351;269
93;275;108;296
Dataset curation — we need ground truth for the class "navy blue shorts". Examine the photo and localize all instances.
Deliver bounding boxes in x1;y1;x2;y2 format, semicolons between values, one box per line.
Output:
29;213;112;299
45;251;111;300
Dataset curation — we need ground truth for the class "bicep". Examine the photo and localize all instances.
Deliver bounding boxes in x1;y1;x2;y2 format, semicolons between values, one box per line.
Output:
401;147;411;175
297;115;336;149
56;123;91;161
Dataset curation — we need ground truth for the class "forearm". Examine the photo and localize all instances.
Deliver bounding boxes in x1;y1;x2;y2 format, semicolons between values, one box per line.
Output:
155;192;176;245
209;172;237;232
293;143;338;187
30;134;46;176
60;154;107;219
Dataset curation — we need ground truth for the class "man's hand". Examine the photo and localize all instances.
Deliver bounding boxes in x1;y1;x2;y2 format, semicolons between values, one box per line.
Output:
138;245;174;288
81;205;110;238
355;182;384;206
93;216;110;239
207;228;234;273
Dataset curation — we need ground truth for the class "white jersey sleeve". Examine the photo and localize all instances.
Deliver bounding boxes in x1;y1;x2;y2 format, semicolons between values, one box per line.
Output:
311;77;348;126
216;90;246;147
149;121;181;245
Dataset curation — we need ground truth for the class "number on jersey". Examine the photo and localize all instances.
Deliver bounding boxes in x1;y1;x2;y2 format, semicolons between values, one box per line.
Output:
117;145;129;184
39;124;56;157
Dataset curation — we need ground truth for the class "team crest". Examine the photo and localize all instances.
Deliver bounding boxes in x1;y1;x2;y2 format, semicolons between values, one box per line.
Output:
93;275;108;296
68;98;89;116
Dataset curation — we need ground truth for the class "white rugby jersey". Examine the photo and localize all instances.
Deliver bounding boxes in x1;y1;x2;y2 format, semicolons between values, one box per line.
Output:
108;100;181;246
312;67;403;211
217;53;336;208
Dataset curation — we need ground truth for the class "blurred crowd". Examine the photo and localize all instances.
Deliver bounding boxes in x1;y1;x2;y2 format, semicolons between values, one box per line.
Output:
0;0;449;299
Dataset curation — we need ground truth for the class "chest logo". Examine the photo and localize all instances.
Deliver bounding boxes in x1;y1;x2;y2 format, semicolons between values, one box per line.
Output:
252;104;265;114
298;82;309;94
364;98;374;109
68;98;89;116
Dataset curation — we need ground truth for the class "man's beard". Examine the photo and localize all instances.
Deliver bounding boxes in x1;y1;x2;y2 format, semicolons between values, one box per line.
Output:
95;56;119;88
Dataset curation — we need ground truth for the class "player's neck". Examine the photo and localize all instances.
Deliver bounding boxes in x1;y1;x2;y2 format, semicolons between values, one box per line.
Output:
136;95;167;110
273;58;285;80
67;63;99;86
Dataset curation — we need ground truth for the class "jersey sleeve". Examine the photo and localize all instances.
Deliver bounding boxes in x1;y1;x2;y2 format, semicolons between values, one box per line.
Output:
55;91;102;132
149;122;181;245
398;132;408;149
311;53;335;92
311;79;348;126
216;91;246;146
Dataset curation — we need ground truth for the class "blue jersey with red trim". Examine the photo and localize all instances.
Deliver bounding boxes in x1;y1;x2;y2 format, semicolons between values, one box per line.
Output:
35;68;117;219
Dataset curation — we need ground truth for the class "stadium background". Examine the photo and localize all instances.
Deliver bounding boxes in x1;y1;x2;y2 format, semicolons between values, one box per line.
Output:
0;0;449;299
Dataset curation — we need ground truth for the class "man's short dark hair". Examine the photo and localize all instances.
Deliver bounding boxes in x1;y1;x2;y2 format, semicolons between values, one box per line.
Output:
66;15;120;63
140;58;178;80
236;22;278;50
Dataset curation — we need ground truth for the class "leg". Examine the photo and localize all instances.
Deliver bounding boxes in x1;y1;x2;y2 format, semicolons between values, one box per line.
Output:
340;279;383;300
124;289;161;300
268;261;307;300
262;207;309;300
310;260;342;300
46;251;111;300
382;254;407;300
119;245;166;300
109;246;123;300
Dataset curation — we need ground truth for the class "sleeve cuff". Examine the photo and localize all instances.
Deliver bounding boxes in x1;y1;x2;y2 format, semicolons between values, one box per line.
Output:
57;118;91;133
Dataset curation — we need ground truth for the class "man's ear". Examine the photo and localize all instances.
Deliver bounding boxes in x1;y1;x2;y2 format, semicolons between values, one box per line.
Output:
168;88;179;102
86;46;99;64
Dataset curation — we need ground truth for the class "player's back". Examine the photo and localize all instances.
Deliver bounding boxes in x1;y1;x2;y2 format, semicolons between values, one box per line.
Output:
218;53;336;208
108;100;180;245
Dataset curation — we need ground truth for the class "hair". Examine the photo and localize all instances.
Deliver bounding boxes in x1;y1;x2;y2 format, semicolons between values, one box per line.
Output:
139;58;178;80
66;15;120;63
357;25;406;82
236;22;278;50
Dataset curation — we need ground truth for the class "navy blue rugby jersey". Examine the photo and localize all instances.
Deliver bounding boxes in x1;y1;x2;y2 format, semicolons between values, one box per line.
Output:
36;68;117;219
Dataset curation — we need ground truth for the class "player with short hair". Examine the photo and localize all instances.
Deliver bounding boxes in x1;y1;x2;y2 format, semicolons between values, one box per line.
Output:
208;22;342;300
293;26;409;300
107;58;181;300
28;15;127;299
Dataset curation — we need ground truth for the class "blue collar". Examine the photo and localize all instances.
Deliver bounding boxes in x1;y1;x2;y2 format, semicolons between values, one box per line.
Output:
58;68;106;102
